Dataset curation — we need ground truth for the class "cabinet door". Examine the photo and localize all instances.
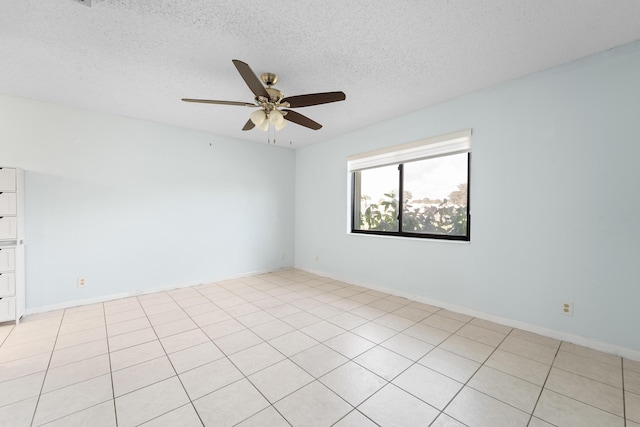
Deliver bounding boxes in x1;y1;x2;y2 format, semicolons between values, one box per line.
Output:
0;273;15;297
0;169;16;192
0;192;17;216
0;217;17;240
0;297;16;321
0;248;15;272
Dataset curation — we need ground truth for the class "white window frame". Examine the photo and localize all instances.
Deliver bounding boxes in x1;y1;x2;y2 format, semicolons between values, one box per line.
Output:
347;129;472;240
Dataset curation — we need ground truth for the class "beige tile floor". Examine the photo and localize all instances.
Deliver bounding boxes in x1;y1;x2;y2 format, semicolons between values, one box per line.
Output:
0;269;638;426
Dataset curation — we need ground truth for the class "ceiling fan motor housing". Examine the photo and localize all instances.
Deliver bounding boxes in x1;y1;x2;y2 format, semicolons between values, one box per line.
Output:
265;87;284;103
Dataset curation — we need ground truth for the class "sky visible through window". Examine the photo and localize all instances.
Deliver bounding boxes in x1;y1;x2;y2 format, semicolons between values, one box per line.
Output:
360;153;467;203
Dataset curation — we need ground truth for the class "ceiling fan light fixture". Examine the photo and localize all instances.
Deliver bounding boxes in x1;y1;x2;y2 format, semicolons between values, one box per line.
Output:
269;109;285;126
250;109;267;126
274;119;287;131
256;118;269;131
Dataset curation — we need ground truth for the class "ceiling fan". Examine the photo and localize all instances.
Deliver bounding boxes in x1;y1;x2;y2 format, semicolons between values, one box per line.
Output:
182;60;346;132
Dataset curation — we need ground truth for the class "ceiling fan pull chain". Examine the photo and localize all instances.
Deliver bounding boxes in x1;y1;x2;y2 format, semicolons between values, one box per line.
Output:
268;121;276;144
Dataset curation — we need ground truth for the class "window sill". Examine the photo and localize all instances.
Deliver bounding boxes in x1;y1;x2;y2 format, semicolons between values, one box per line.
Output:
347;231;471;244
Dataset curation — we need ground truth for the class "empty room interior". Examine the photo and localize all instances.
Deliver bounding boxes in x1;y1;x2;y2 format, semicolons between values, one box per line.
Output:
1;1;639;426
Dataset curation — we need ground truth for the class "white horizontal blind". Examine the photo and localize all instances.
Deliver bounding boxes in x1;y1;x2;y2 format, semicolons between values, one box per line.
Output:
347;129;472;172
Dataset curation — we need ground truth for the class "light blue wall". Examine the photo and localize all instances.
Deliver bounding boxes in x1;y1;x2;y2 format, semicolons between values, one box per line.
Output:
294;41;640;352
0;95;295;308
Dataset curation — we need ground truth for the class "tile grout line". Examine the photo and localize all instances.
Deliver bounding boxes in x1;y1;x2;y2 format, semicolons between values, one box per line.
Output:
622;358;627;427
103;302;119;427
0;324;16;347
526;338;563;427
28;311;64;427
331;412;373;426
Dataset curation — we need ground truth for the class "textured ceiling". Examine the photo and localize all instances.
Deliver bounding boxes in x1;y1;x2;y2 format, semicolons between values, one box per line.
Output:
2;1;640;148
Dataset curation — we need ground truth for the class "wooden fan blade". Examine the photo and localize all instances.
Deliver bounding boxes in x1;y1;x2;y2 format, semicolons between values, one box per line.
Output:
232;60;269;99
282;91;346;108
242;119;255;131
282;109;322;130
182;98;255;107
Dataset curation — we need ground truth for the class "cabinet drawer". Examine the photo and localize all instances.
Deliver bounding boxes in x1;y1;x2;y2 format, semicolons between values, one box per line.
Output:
0;248;15;272
0;297;16;322
0;217;17;240
0;273;15;296
0;192;17;216
0;169;16;192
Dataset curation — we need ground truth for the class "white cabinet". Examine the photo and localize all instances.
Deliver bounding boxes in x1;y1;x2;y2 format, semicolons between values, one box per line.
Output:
0;168;16;192
0;248;15;271
0;217;18;240
0;297;16;320
0;167;25;324
0;192;17;215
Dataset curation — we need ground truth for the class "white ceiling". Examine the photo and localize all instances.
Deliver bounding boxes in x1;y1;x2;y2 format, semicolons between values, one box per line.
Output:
2;1;640;148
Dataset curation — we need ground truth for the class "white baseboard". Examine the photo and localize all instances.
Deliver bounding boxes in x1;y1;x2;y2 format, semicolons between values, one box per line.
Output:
297;266;640;362
25;267;290;315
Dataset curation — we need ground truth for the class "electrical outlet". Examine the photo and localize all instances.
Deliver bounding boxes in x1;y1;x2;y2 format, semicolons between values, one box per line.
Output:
78;277;87;288
315;255;319;262
561;302;573;316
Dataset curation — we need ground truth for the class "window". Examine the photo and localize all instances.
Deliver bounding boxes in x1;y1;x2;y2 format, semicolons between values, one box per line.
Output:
349;129;471;241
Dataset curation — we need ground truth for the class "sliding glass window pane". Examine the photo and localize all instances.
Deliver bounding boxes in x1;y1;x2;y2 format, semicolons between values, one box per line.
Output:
354;165;399;232
402;153;468;236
